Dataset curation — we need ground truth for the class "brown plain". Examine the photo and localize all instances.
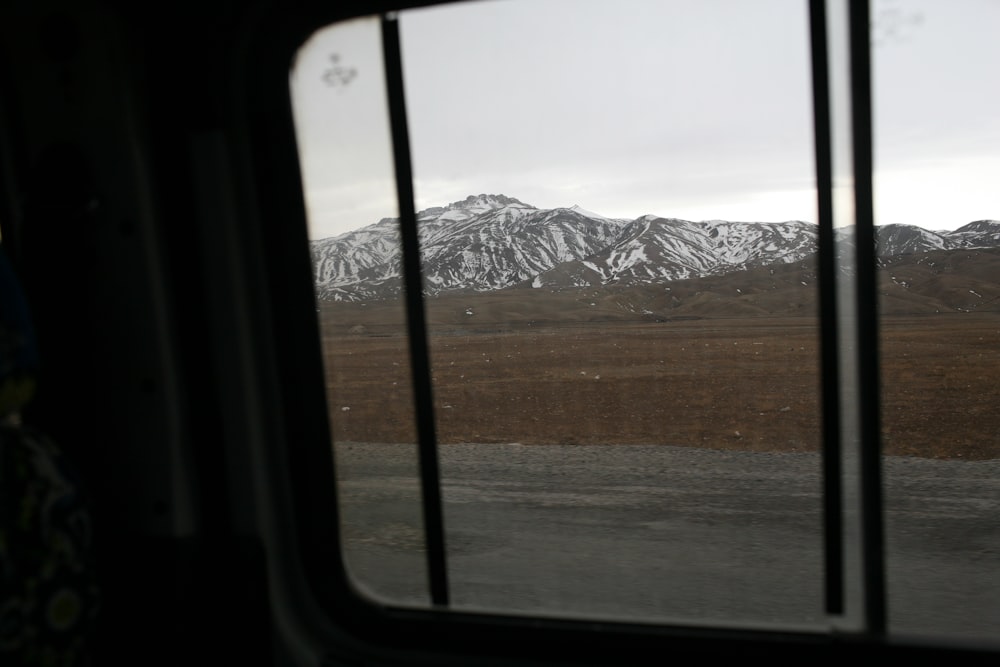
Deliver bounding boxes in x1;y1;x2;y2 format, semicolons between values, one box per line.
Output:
320;302;999;461
318;247;1000;460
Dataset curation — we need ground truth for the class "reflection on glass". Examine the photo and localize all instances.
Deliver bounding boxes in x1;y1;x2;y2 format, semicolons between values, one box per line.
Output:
872;0;1000;641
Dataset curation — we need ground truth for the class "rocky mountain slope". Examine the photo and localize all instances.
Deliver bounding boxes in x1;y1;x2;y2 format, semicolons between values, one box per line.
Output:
310;194;1000;304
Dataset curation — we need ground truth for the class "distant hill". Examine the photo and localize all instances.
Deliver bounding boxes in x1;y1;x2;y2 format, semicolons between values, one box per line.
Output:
311;194;1000;322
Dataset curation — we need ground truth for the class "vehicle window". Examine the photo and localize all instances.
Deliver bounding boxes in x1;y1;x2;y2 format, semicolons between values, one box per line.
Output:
288;0;1000;646
292;0;830;628
871;0;1000;641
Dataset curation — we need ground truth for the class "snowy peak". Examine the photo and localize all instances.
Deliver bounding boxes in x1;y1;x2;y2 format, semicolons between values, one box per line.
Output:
448;193;533;213
949;219;1000;247
566;204;616;221
877;223;949;255
857;221;1000;257
418;194;536;227
533;218;817;288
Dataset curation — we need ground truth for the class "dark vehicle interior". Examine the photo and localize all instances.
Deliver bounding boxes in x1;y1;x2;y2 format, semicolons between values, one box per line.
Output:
0;0;997;665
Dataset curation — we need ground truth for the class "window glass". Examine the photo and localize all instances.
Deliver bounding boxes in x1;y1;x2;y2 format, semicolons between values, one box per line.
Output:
293;0;828;627
398;0;823;625
291;17;430;606
871;0;1000;641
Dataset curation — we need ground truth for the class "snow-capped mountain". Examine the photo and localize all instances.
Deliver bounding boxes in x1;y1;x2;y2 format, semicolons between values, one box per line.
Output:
531;216;817;289
312;194;630;301
310;194;1000;302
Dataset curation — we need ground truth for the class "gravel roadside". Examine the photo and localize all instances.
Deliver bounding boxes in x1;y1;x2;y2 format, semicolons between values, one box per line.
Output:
333;442;1000;640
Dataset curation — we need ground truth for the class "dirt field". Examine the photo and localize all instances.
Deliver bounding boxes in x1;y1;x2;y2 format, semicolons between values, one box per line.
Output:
320;312;1000;460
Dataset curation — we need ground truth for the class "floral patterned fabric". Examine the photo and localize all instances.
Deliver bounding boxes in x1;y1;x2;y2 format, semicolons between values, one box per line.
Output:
0;422;99;666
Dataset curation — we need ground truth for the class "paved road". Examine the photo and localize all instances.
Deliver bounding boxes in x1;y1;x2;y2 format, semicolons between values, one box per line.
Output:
334;442;1000;642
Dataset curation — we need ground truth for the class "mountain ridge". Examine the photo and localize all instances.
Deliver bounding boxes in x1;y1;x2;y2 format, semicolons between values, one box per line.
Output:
311;194;1000;303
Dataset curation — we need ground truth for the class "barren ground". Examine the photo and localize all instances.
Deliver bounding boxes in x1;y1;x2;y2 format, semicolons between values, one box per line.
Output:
320;312;1000;460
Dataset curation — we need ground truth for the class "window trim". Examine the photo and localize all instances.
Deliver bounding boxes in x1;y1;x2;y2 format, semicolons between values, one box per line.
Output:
382;13;451;607
243;0;1000;664
845;0;887;636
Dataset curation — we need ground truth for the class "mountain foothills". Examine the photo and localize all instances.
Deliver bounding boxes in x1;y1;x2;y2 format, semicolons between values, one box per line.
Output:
310;194;1000;316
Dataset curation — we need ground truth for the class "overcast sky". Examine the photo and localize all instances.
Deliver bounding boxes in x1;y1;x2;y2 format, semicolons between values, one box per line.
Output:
291;0;1000;240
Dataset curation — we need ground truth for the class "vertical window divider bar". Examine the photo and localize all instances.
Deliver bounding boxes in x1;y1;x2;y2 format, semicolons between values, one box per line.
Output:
809;0;844;617
848;0;886;635
381;11;450;608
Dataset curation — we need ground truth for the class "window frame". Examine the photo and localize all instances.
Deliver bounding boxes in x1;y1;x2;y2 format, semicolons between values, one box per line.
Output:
242;0;1000;664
